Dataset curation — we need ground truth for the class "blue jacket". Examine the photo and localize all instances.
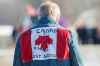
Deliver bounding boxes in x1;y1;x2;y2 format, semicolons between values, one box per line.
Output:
13;17;83;66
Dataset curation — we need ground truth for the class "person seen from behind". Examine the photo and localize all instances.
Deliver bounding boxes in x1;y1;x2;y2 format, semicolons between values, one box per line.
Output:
13;1;83;66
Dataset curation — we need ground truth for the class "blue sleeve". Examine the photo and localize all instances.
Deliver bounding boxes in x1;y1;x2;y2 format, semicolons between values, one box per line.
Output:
69;30;83;66
13;38;23;66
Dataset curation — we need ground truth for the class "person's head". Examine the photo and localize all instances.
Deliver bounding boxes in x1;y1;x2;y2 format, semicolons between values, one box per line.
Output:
38;1;61;22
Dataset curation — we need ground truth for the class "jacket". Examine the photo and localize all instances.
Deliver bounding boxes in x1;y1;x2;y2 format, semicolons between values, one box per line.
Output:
13;17;83;66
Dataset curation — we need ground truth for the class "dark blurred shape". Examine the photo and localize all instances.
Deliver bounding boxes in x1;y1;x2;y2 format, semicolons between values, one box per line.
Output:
75;9;100;44
93;27;100;44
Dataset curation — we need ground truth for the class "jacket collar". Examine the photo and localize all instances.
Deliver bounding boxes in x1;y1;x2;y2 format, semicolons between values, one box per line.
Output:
38;17;56;25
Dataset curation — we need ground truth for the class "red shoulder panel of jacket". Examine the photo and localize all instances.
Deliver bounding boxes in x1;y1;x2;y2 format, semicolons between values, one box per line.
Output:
56;28;70;60
19;29;32;63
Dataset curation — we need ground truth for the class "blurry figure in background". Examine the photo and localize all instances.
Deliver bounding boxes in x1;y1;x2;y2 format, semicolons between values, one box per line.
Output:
75;10;97;44
21;4;38;32
13;1;83;66
12;4;38;42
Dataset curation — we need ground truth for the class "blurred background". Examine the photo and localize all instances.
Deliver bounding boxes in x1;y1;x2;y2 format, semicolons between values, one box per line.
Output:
0;0;100;66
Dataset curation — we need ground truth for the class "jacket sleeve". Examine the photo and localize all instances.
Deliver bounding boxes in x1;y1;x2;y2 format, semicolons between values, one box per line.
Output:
13;37;23;66
69;29;83;66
